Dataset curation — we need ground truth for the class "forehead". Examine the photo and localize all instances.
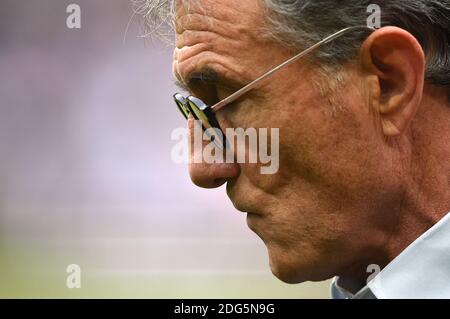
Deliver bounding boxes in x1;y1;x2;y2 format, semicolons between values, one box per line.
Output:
173;0;268;90
175;0;262;28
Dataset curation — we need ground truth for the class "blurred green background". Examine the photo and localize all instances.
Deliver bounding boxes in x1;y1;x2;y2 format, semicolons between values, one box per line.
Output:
0;0;330;298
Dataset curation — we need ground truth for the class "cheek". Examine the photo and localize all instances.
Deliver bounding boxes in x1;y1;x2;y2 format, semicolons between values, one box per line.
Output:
281;98;388;206
261;86;370;197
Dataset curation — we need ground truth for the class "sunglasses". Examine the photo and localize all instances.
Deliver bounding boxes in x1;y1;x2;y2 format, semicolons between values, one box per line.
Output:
173;26;374;149
173;93;226;149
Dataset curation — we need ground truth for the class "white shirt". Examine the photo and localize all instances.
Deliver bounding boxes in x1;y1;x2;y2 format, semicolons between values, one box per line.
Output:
331;211;450;299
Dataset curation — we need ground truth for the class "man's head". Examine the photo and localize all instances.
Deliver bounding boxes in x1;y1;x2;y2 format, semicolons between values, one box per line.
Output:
143;0;450;284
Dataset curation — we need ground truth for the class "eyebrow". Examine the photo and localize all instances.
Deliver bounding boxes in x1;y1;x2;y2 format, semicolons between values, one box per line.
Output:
173;67;242;94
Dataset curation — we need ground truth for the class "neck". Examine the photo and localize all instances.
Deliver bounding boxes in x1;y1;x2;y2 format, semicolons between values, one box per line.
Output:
339;88;450;294
385;90;450;261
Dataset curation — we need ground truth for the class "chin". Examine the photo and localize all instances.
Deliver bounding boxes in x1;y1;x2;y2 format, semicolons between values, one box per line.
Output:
269;259;310;284
266;245;331;284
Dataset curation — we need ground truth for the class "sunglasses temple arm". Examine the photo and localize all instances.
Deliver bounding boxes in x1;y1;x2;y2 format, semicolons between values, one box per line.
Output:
211;26;374;112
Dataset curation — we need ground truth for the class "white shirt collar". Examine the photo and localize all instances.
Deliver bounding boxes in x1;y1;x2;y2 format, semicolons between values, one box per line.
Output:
332;211;450;299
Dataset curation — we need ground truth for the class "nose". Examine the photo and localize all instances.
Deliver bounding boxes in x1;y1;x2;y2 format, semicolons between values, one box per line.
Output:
188;118;240;188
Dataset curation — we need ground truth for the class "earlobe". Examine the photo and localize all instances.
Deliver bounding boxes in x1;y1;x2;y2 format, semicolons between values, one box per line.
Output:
360;27;426;137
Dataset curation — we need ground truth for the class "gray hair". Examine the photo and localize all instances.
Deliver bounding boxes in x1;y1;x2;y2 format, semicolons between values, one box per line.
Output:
264;0;450;88
137;0;450;89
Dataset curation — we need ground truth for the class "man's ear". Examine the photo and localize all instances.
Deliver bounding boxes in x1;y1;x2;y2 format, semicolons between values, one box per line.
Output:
360;27;425;136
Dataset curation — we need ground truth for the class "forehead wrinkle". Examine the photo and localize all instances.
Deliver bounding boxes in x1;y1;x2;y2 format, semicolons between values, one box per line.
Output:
175;42;212;64
175;1;266;68
175;1;263;39
177;27;241;50
174;32;249;90
174;1;267;94
175;29;242;65
176;13;243;43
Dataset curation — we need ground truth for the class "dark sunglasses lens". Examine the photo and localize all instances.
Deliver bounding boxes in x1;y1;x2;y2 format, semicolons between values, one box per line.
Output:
187;99;225;149
187;100;211;127
173;95;190;119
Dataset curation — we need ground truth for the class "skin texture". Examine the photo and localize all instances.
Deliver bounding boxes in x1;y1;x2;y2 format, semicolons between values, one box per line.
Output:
172;0;450;289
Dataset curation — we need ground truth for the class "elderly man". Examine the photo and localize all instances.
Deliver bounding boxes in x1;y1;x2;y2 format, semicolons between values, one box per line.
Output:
145;0;450;298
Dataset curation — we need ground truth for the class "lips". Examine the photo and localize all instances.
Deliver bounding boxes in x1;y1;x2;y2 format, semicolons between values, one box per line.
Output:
236;205;262;216
226;182;263;216
229;195;265;217
229;198;255;214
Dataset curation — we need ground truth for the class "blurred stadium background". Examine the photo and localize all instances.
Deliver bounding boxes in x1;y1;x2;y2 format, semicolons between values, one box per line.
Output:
0;0;330;298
